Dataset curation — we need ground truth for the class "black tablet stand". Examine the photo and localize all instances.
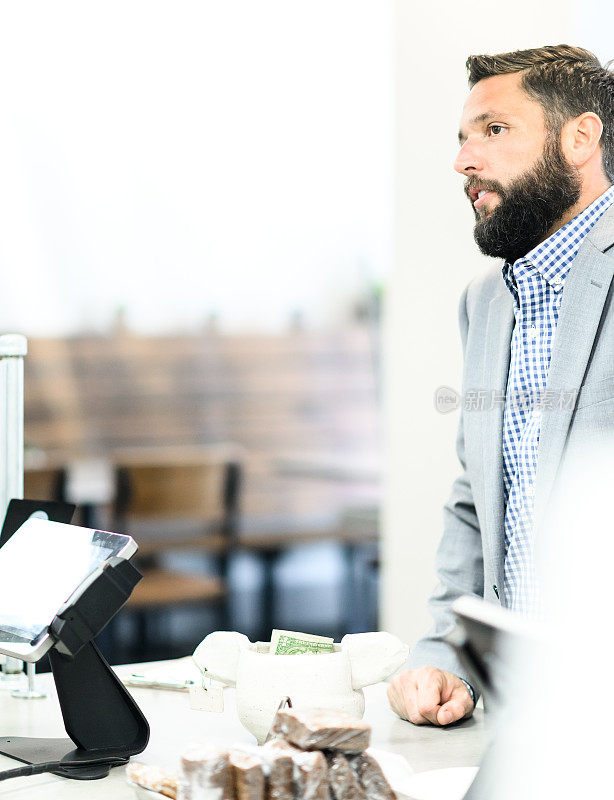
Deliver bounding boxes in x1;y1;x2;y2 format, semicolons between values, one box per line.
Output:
0;555;150;780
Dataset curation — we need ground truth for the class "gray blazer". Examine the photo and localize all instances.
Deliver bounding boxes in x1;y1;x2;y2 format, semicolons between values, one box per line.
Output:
407;203;614;683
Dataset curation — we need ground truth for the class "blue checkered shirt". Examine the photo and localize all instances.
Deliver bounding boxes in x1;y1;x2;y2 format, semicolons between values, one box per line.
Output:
501;185;614;615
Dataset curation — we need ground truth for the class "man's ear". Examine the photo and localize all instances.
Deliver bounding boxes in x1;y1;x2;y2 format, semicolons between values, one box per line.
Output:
561;112;603;168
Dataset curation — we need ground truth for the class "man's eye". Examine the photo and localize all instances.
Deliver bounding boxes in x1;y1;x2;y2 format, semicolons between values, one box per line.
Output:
488;125;505;136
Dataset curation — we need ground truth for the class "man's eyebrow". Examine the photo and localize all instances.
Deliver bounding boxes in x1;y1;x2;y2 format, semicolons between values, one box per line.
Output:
457;111;504;144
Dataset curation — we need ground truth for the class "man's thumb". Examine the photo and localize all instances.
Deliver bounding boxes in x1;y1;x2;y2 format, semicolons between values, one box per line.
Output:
437;700;464;726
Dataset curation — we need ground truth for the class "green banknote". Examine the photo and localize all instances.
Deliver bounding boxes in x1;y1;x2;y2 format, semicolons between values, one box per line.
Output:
269;629;335;655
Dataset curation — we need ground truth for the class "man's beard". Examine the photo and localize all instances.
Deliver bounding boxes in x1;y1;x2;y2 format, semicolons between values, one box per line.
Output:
467;137;582;264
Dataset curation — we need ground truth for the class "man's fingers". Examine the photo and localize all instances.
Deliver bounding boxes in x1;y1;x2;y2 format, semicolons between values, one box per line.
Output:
414;669;445;725
387;674;418;722
386;680;408;719
401;675;432;725
387;672;432;725
437;689;475;726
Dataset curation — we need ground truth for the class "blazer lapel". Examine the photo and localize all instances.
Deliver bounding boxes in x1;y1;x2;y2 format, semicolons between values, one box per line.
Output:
481;286;515;588
534;206;614;532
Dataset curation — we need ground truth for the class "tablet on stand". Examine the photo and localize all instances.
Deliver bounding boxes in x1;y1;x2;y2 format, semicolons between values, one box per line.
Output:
0;518;149;780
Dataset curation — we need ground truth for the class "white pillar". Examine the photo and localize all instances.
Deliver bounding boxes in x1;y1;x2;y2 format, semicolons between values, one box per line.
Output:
0;334;27;523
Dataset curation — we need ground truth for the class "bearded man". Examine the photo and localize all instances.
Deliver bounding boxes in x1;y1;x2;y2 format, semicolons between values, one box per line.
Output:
388;44;614;726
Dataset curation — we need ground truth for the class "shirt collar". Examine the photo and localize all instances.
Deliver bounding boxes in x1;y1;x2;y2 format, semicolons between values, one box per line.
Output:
502;184;614;297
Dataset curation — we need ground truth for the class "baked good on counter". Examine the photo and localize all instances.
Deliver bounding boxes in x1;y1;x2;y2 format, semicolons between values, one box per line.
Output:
292;748;331;800
348;751;397;800
126;709;397;799
126;762;179;799
180;742;233;800
259;740;295;800
326;752;367;800
270;708;371;753
230;749;265;800
264;739;330;800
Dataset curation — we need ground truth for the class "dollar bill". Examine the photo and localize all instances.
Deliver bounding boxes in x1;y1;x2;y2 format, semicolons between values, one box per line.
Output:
269;629;335;655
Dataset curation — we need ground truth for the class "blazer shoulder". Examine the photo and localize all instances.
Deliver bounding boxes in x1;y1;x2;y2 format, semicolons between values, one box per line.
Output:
587;201;614;253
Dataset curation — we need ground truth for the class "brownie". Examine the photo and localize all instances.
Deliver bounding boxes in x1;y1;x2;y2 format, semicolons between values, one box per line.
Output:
260;739;295;800
179;743;233;800
326;752;367;800
230;749;265;800
271;708;371;753
348;752;397;800
292;748;331;800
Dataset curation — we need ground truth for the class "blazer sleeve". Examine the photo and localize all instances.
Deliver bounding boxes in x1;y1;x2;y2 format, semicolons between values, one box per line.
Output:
405;282;484;683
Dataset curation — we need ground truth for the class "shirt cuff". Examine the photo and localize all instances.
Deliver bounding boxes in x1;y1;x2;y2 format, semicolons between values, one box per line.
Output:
459;678;476;704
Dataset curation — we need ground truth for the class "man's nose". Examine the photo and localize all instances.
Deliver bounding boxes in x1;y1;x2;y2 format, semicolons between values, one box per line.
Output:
454;140;483;175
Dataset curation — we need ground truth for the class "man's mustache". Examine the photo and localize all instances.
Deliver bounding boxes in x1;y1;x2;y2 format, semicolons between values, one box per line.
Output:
464;178;506;200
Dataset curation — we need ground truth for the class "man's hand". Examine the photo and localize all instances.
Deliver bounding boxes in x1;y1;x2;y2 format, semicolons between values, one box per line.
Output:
387;666;475;726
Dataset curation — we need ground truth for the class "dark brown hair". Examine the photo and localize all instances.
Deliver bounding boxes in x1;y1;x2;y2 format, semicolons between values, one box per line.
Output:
466;45;614;182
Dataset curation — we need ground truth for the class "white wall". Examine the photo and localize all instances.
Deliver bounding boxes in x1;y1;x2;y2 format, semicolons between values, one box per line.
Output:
381;1;574;645
572;3;614;66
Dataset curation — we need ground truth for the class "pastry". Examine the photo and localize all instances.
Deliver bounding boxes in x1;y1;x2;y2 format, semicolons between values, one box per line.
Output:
348;752;397;800
126;762;179;799
271;708;371;753
292;748;331;800
230;749;265;800
179;743;233;800
326;752;367;800
260;739;295;800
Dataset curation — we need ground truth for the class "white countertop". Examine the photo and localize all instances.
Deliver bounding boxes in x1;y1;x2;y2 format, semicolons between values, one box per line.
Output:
0;664;487;798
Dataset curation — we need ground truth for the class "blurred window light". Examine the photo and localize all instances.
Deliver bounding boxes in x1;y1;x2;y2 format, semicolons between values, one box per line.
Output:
0;1;393;335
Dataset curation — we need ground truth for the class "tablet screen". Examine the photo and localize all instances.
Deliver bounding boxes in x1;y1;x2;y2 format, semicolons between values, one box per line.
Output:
0;518;136;647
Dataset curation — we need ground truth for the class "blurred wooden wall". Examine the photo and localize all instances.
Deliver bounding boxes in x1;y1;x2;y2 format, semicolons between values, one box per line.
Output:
24;329;380;522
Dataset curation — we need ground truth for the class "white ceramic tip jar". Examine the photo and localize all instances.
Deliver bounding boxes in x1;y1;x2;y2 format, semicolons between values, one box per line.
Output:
193;631;409;743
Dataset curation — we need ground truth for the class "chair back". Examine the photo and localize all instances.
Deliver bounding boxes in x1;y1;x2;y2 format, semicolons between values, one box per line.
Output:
113;444;242;541
24;467;65;503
